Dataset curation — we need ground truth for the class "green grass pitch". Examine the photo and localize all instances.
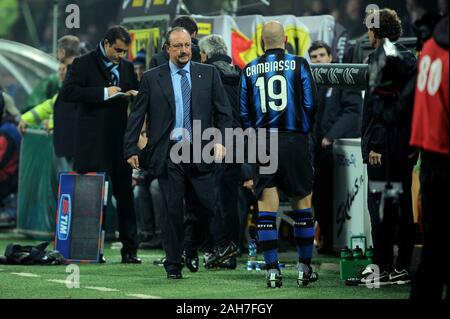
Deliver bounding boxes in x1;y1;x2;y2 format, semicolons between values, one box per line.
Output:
0;235;410;299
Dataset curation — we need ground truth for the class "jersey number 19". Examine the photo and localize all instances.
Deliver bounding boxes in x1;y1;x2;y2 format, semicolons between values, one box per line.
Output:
255;75;288;113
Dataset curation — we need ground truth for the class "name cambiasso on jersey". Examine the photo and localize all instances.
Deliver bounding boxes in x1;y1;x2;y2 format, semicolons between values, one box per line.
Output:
240;51;316;133
245;59;297;77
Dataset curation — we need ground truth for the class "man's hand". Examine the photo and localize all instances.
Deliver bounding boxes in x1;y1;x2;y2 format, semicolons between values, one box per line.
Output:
214;144;226;162
369;150;382;166
17;120;27;134
321;137;332;148
125;90;138;97
243;179;254;190
107;86;122;97
127;155;140;169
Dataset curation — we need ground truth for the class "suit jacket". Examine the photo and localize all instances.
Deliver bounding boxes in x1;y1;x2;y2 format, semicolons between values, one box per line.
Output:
53;93;77;158
361;43;417;165
124;62;232;177
61;50;138;173
313;87;362;146
207;54;242;129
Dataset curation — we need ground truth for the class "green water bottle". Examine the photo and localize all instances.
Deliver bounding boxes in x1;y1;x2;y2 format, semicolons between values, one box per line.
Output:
365;246;374;261
352;245;364;259
340;246;353;260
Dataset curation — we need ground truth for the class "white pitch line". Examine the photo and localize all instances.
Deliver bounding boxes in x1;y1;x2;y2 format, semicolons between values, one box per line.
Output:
85;286;119;292
10;272;40;278
41;276;160;299
47;279;72;285
47;281;118;292
126;293;161;299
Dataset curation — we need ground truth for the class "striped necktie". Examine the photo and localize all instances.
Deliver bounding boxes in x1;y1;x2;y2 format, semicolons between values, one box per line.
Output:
99;41;119;86
178;69;192;142
107;64;119;86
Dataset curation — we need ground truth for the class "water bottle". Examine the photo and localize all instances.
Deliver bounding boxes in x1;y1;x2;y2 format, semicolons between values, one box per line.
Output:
365;246;374;261
340;246;353;261
352;245;364;259
247;239;257;270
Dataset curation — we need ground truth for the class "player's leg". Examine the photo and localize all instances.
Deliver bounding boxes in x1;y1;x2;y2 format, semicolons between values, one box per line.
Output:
291;194;314;268
283;133;317;287
290;194;318;286
257;185;282;288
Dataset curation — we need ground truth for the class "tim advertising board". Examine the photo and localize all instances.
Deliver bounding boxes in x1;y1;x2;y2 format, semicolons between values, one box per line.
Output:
55;173;107;263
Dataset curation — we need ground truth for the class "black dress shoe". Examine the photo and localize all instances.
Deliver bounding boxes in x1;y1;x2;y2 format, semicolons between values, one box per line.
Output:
121;254;142;264
167;269;183;279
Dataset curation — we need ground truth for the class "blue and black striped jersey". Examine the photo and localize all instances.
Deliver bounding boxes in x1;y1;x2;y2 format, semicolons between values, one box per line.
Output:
240;49;317;133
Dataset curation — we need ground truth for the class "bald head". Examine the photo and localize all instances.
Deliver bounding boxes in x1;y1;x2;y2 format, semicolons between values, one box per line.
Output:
262;21;286;50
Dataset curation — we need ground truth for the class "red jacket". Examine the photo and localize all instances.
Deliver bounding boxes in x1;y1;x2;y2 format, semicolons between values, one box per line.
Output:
0;134;18;184
410;37;449;155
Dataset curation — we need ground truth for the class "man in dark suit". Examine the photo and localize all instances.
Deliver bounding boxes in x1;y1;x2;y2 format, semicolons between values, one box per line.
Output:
146;16;200;268
61;26;141;264
308;41;363;253
124;27;232;279
198;34;242;269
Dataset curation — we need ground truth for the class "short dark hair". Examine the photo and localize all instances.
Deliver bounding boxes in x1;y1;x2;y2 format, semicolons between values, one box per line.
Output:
171;16;198;36
104;25;131;45
308;40;332;56
58;35;80;58
370;9;403;41
166;27;190;45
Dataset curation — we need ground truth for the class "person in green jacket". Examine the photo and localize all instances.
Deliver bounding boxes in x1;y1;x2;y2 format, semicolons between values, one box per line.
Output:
17;62;66;133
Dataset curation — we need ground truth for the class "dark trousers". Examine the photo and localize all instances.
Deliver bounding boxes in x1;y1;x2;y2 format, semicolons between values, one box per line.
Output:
159;159;216;272
134;179;154;239
134;176;163;241
109;160;139;255
312;145;333;252
150;179;165;238
367;162;415;272
215;163;241;247
183;193;209;255
411;152;449;299
203;163;241;252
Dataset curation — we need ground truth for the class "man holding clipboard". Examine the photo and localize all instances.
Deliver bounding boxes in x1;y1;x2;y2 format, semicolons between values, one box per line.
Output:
61;25;141;264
